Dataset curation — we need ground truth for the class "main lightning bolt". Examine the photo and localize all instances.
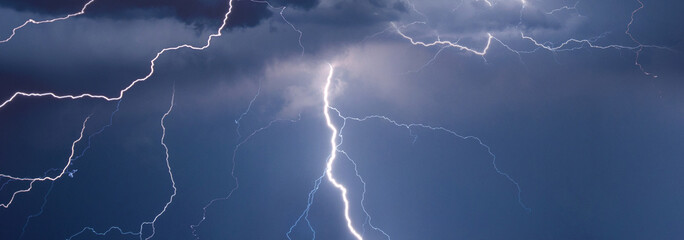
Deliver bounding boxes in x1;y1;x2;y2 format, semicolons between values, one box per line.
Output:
0;0;96;44
322;64;364;240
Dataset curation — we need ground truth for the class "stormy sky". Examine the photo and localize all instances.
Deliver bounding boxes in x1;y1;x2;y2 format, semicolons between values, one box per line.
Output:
0;0;683;239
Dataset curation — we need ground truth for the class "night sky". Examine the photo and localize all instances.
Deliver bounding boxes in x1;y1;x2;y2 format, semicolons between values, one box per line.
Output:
1;0;683;239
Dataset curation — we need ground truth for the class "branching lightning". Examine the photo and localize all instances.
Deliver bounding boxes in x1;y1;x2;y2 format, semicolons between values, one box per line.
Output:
0;116;89;209
0;0;235;217
329;109;531;213
139;86;177;240
18;168;59;239
543;1;580;15
625;0;656;77
1;0;677;238
65;88;177;240
288;64;530;240
0;0;234;111
0;0;95;44
392;0;668;77
190;92;301;239
250;0;305;56
392;22;493;58
235;81;261;139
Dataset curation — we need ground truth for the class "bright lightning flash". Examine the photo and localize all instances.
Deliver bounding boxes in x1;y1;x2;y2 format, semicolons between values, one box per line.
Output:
322;64;364;240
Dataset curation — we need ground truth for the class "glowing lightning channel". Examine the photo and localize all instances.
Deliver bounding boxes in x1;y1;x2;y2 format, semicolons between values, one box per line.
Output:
400;0;668;77
250;0;305;56
544;1;580;15
322;64;364;240
191;111;300;239
0;116;90;209
66;88;178;240
18;168;59;239
0;0;235;111
66;227;140;240
329;108;532;213
0;0;96;44
139;86;177;240
235;81;261;139
392;22;493;58
280;7;305;57
337;150;391;239
626;0;655;77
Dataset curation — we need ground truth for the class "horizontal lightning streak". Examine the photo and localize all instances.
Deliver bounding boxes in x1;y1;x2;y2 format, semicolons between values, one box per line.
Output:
398;0;667;76
544;2;580;15
392;22;493;57
66;227;140;240
0;0;235;111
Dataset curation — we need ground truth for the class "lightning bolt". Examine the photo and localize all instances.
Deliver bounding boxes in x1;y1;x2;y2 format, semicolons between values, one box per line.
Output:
0;0;96;44
18;168;60;239
330;109;531;213
395;0;668;77
190;95;301;239
287;171;324;239
0;97;122;210
66;226;140;240
625;0;656;77
250;0;305;56
0;0;234;111
0;116;89;209
235;81;261;139
0;0;236;214
290;63;530;240
543;1;580;15
139;86;177;240
392;22;493;58
337;150;391;239
322;64;364;240
2;0;677;238
280;7;306;57
65;87;177;240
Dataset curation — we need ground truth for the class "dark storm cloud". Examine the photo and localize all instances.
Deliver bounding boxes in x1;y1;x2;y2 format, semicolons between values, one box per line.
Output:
286;0;406;28
0;0;320;28
405;0;578;37
0;0;410;100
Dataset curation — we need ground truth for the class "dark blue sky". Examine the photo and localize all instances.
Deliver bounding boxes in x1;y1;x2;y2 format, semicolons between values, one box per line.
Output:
0;0;683;239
